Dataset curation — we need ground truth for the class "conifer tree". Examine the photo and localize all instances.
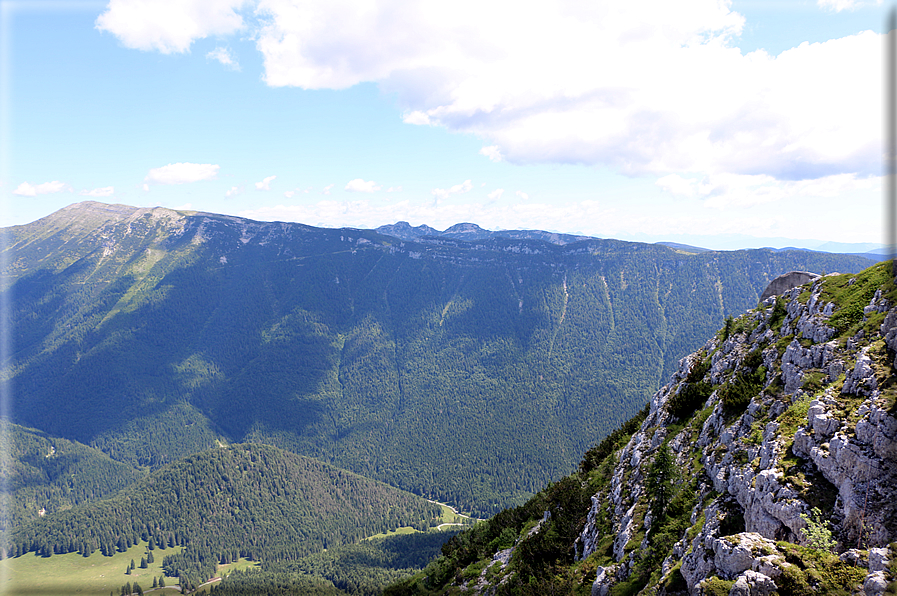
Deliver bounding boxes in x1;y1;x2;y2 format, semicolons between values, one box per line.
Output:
646;444;676;524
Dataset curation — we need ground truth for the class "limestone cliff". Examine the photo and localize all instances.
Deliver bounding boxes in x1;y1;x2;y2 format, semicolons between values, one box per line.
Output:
390;261;897;596
579;261;896;595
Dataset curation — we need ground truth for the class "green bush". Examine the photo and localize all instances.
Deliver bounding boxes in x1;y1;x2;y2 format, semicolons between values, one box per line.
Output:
667;356;713;421
799;507;835;552
770;296;787;331
702;577;735;596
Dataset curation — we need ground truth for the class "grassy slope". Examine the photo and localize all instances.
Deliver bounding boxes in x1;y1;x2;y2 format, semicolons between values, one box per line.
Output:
0;541;180;595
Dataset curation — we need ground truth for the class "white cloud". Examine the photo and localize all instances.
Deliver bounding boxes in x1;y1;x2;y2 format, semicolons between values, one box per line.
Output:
322;183;334;195
515;191;529;200
656;172;879;209
345;179;381;192
284;190;295;198
248;179;879;245
479;146;503;162
432;179;473;201
207;46;240;70
386;186;403;192
13;181;70;196
402;111;430;125
816;0;879;11
80;186;115;197
144;162;219;185
487;189;504;201
96;0;247;54
226;186;242;197
99;0;879;185
173;202;193;210
255;175;277;190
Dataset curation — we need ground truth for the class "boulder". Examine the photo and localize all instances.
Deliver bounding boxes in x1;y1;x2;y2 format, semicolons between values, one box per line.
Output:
760;272;819;302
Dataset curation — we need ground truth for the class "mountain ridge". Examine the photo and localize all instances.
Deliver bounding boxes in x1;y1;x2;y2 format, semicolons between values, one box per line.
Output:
388;261;897;595
1;201;878;516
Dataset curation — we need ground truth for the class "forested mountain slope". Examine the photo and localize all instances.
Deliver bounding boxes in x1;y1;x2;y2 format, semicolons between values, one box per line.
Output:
0;422;145;532
389;261;897;595
0;201;875;515
8;442;443;585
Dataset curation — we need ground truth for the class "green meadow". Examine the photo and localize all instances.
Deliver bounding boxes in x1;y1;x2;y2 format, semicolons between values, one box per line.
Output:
0;541;181;595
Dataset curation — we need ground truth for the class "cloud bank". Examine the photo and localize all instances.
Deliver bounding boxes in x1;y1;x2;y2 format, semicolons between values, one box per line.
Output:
345;179;381;192
98;0;879;186
144;162;220;186
80;186;116;197
13;181;70;196
255;175;277;190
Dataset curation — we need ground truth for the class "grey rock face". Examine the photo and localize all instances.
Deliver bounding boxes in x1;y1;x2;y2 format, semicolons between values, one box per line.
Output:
868;547;891;573
864;571;889;596
572;270;897;595
730;570;778;596
591;565;614;596
843;349;877;396
759;271;819;302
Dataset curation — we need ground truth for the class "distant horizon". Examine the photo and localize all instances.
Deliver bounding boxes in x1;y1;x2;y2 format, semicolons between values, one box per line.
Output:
16;199;887;255
1;1;889;250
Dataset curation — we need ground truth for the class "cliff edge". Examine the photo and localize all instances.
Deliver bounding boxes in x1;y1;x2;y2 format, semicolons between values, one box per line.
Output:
390;261;897;596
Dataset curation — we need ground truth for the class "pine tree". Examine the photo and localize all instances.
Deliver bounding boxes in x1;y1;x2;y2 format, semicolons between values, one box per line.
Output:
646;444;676;525
152;576;157;588
130;558;135;570
139;556;147;569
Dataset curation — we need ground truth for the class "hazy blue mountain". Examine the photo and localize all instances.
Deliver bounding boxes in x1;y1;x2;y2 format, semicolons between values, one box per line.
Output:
1;201;876;515
375;221;595;245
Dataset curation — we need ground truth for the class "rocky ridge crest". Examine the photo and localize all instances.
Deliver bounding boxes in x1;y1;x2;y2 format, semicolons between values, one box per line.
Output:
577;263;897;595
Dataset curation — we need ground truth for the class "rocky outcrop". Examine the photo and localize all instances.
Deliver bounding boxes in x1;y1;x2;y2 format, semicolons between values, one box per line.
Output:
427;265;896;596
759;271;819;302
575;266;897;595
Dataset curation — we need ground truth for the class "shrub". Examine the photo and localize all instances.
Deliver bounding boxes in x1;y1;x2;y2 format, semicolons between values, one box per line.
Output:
702;577;735;596
667;356;713;421
799;507;835;553
770;296;787;331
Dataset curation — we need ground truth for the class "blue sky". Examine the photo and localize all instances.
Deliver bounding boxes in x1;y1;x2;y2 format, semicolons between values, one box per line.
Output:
0;0;890;250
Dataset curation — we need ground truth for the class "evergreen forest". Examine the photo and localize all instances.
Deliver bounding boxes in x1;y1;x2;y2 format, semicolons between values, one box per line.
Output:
1;201;874;516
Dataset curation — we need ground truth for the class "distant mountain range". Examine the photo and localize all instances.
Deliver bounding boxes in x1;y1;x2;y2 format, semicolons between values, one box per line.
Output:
376;222;890;258
0;202;877;518
375;221;595;245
